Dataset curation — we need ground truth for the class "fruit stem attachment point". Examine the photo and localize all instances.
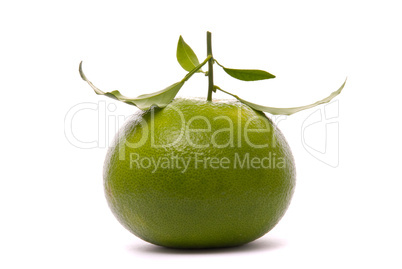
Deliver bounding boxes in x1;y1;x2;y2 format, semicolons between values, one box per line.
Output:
207;31;214;102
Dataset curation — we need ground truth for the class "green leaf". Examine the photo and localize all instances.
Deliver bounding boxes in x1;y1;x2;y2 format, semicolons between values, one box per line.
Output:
215;79;347;115
216;60;275;81
176;36;201;72
79;57;211;110
79;61;184;110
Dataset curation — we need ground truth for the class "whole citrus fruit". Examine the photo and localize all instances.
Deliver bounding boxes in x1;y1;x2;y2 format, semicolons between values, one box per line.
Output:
104;97;296;248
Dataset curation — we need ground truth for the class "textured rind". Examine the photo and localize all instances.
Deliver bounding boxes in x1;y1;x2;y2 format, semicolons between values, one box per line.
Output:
103;98;296;248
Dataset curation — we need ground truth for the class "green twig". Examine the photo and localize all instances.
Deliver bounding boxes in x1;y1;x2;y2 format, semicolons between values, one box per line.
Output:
207;31;214;101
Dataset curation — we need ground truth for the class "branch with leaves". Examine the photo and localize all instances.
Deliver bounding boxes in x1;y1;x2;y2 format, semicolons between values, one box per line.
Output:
79;32;346;115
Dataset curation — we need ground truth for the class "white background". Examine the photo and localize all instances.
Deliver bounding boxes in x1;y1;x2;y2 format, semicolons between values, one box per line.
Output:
1;0;401;268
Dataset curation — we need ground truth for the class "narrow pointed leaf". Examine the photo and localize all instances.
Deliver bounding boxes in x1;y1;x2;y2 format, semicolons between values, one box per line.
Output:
215;79;346;115
216;61;275;81
176;36;201;72
79;61;184;110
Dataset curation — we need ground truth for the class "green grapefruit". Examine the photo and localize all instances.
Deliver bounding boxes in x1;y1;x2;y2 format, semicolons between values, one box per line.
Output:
103;97;296;248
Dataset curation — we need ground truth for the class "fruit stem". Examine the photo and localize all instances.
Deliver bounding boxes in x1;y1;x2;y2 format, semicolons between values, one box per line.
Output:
207;31;214;102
